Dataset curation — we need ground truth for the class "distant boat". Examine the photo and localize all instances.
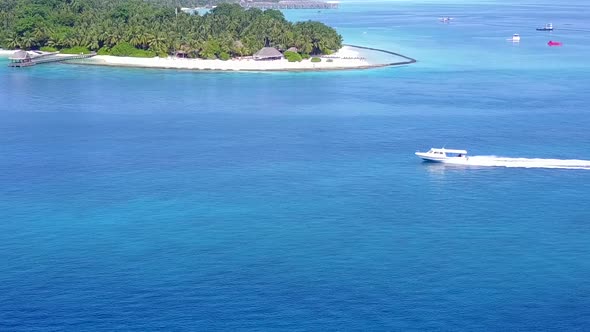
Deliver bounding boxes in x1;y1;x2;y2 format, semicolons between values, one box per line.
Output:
439;17;453;23
536;23;554;31
548;40;563;46
508;33;521;42
415;148;468;163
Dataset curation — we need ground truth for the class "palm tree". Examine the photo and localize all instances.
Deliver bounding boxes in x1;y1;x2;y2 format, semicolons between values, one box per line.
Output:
107;31;122;48
86;37;99;50
232;40;245;57
129;33;142;48
5;35;19;49
138;31;150;50
148;32;167;53
32;27;46;43
20;35;35;49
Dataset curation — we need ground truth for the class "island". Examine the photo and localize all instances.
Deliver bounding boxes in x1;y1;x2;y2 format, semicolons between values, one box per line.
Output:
0;0;414;71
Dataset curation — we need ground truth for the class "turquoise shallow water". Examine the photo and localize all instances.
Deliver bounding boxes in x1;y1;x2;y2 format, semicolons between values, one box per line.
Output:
1;1;590;330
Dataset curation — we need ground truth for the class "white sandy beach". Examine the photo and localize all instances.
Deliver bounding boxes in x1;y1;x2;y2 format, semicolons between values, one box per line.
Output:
73;46;374;71
2;46;413;71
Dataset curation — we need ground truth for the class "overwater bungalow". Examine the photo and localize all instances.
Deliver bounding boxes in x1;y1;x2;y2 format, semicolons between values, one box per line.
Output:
7;50;95;68
9;50;34;67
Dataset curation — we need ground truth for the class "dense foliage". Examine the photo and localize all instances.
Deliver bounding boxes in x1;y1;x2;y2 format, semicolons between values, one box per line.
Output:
284;51;302;62
60;46;92;54
109;42;158;57
0;0;343;59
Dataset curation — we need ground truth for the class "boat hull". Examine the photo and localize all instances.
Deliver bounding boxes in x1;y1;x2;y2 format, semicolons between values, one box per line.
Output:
415;152;468;163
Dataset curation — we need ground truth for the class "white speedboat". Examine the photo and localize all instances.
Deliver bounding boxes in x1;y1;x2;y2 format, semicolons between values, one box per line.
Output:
415;148;468;163
509;33;521;42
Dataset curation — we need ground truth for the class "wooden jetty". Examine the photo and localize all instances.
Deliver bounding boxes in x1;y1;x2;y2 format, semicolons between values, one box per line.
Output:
8;51;96;68
241;1;339;10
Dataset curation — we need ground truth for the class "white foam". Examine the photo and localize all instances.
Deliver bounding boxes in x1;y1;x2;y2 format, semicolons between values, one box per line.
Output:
441;156;590;170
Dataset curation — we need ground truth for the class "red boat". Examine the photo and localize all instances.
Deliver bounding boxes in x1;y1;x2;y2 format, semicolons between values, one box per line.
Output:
547;40;563;47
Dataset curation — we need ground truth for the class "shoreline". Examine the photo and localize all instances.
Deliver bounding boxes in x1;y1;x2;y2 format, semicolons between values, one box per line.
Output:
1;46;415;72
70;60;393;72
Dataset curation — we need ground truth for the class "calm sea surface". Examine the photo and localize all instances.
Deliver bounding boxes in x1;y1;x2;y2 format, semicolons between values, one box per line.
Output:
1;0;590;330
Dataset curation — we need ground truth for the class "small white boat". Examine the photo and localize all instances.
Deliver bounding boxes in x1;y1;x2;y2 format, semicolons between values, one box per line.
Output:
537;23;554;31
415;148;468;163
508;33;521;42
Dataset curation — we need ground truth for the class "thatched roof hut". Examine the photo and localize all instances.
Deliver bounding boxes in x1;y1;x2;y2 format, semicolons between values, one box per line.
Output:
286;47;299;53
253;47;283;60
9;50;31;60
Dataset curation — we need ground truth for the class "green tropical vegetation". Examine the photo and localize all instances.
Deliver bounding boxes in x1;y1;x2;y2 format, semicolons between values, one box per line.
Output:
284;51;302;62
108;42;157;57
40;46;58;52
60;46;92;54
0;0;343;59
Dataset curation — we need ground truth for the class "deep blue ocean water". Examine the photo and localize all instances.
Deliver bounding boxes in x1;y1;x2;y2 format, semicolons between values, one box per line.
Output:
1;1;590;330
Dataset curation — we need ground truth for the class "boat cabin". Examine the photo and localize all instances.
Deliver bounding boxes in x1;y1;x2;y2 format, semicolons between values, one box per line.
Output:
537;23;553;31
511;34;521;42
415;147;469;162
427;148;468;158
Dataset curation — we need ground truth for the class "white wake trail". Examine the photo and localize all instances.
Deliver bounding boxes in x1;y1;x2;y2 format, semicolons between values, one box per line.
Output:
442;156;590;170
